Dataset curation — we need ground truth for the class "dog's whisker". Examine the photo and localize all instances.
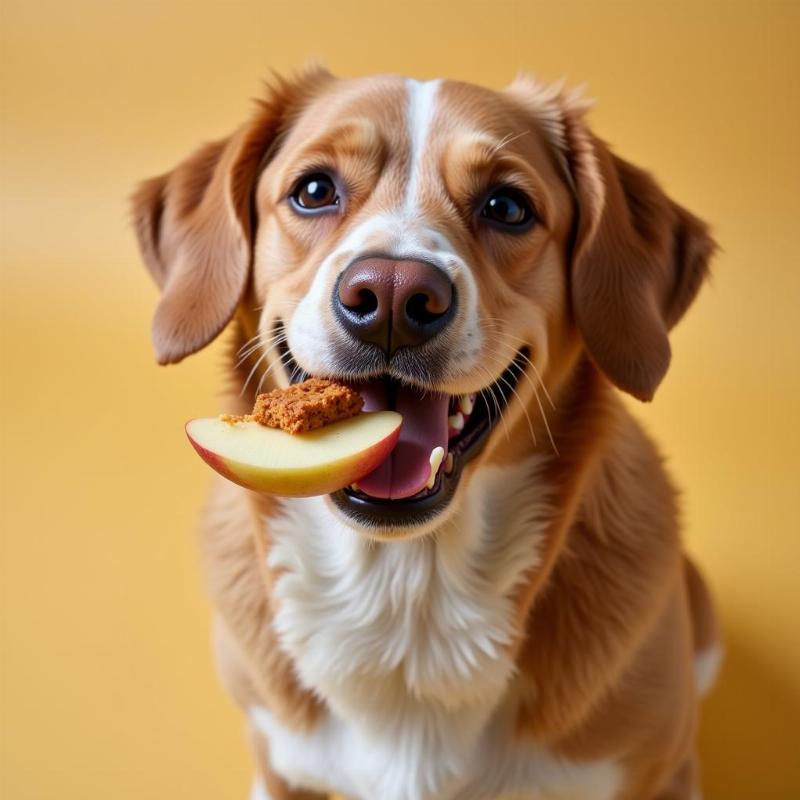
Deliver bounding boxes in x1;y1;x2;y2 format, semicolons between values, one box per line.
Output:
479;345;557;454
520;355;555;411
472;366;496;431
288;359;304;385
240;338;287;396
481;353;538;448
235;330;282;363
508;355;550;413
236;332;266;358
236;340;267;366
481;324;556;410
476;364;510;443
493;341;557;415
235;332;287;369
255;348;293;396
258;347;295;394
255;357;282;397
241;349;270;397
480;325;549;402
479;337;557;453
530;381;558;455
489;130;530;155
498;373;537;448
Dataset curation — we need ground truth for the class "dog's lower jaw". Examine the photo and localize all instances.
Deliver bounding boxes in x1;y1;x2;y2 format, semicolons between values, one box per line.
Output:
321;465;466;540
322;494;454;540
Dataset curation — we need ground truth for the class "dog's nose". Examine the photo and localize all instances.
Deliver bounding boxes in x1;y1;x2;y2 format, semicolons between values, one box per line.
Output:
334;257;455;353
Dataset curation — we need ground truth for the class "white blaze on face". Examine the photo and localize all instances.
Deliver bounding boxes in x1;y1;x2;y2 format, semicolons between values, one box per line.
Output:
404;79;442;214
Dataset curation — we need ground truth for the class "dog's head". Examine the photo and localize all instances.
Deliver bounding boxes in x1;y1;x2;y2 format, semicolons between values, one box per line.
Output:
132;69;714;538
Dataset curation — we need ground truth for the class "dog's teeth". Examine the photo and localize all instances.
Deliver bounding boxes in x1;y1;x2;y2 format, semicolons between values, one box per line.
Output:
427;446;445;489
444;453;455;475
448;412;465;431
350;483;360;492
458;394;475;415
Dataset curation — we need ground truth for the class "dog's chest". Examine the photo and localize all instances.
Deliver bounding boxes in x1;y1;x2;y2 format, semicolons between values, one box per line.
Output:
251;697;622;800
266;461;550;703
253;460;617;799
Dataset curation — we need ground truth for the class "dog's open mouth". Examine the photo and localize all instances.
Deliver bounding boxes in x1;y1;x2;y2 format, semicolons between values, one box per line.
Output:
277;334;528;528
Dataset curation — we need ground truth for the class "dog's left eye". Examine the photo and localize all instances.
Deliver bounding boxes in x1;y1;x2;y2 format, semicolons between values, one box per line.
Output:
290;173;339;212
480;187;535;231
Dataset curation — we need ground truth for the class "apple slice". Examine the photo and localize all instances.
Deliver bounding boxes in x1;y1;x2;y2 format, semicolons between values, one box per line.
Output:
185;412;402;497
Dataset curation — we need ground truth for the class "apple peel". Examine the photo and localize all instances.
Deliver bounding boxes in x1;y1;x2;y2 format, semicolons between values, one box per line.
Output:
185;411;402;497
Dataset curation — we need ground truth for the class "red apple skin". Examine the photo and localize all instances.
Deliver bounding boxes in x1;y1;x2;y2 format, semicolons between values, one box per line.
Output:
186;437;243;486
184;413;401;497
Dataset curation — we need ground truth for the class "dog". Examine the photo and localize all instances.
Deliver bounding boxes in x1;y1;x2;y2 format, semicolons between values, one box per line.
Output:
131;68;721;800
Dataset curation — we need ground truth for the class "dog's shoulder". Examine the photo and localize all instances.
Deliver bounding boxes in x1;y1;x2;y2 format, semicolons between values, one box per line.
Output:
515;398;689;754
200;478;324;731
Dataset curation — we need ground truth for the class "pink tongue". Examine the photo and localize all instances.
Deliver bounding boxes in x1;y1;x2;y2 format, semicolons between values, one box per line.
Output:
355;381;449;499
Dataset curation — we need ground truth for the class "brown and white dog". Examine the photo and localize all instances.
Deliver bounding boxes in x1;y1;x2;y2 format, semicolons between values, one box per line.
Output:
132;69;722;800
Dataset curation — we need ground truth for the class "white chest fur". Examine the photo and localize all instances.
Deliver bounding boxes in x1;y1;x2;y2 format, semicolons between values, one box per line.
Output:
253;457;621;800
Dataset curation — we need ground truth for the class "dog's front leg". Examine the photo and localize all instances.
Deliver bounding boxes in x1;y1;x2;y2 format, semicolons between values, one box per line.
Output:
213;615;329;800
247;720;328;800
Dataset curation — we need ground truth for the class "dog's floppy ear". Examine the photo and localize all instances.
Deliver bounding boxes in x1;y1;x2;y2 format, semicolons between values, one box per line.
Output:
131;70;331;364
131;123;268;364
559;101;716;401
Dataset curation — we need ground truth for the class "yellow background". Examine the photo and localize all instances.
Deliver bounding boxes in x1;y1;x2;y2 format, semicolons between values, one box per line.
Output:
2;1;798;797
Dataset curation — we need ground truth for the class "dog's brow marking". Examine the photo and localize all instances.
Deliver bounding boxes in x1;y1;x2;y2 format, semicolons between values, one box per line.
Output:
404;79;442;213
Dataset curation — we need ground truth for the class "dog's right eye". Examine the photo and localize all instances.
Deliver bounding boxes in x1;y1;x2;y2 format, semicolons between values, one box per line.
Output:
290;173;339;212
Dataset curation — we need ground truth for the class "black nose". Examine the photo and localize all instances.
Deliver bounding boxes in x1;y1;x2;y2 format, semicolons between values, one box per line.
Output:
333;257;455;354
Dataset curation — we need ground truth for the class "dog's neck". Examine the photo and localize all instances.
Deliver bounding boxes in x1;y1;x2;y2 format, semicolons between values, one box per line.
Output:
257;453;552;798
266;451;553;702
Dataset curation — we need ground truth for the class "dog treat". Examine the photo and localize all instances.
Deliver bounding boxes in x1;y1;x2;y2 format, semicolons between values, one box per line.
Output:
247;378;364;434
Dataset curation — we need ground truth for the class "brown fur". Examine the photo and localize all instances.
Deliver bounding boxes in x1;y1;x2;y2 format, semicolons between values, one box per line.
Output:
132;69;720;799
203;478;324;733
